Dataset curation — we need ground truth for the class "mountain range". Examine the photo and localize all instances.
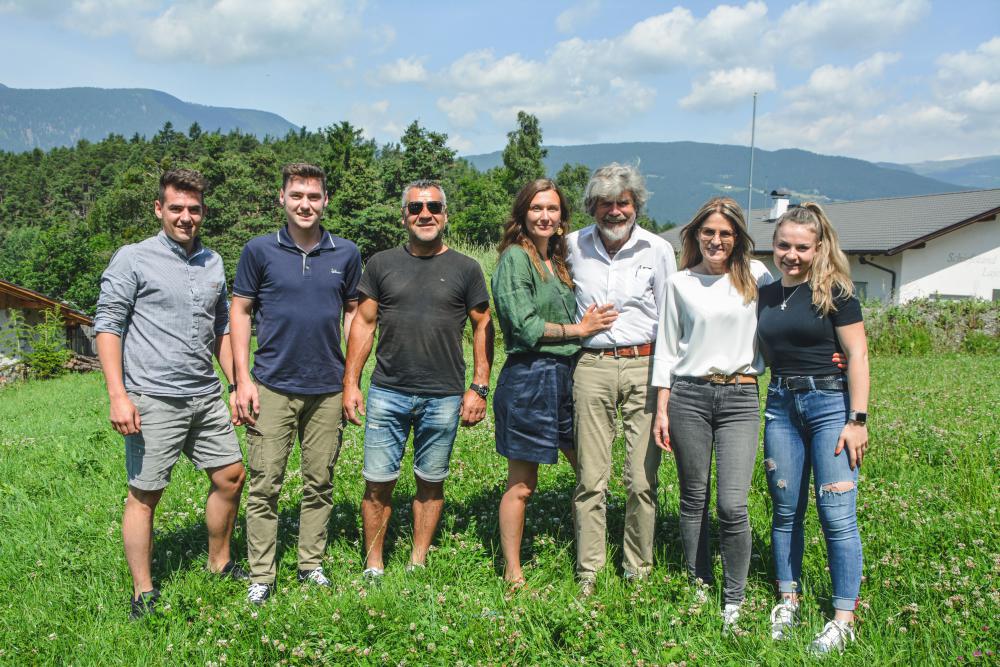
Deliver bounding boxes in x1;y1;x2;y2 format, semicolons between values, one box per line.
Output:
465;142;983;226
1;84;997;226
0;83;298;151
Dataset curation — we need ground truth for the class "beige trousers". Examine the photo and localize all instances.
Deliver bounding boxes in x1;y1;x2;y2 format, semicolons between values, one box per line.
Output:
246;382;344;584
572;352;661;578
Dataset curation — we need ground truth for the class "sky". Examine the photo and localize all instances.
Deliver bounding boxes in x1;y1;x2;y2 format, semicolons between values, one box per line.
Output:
0;0;998;163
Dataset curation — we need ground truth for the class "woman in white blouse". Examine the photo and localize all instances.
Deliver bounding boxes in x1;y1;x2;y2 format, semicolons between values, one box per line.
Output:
651;196;772;631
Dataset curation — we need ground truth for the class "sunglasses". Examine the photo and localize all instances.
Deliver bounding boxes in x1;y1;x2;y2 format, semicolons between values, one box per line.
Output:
406;200;445;215
699;227;736;241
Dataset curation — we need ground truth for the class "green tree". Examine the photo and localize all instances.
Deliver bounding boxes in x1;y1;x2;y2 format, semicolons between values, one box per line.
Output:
501;111;547;195
330;203;405;260
22;306;72;379
555;162;593;229
447;168;509;244
400;121;456;184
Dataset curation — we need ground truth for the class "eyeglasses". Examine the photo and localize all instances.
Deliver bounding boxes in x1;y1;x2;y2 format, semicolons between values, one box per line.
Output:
406;200;445;215
699;227;736;241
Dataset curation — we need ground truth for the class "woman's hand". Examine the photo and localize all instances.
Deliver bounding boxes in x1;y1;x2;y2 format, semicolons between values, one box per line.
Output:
836;422;868;469
653;387;671;452
577;303;618;337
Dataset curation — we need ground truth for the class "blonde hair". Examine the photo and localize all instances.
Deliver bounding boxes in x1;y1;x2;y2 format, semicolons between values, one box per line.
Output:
679;197;758;304
773;202;854;315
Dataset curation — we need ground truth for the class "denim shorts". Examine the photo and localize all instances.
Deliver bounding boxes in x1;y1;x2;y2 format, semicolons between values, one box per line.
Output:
494;353;574;464
125;392;243;491
362;385;462;483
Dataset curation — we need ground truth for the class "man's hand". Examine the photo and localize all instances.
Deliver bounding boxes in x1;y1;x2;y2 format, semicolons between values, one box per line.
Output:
832;352;847;370
343;384;366;426
109;393;141;435
459;390;487;426
232;382;260;426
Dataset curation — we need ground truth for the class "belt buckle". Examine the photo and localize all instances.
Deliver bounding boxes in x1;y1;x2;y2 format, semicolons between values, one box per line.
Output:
707;372;730;384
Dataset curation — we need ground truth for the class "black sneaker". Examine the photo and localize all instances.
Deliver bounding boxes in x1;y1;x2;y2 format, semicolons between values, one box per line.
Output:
298;566;331;587
129;588;160;621
216;560;250;580
247;582;272;606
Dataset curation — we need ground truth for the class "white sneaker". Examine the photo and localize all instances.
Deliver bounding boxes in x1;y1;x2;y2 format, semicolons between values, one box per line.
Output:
722;602;742;632
770;599;799;640
298;566;331;587
362;566;385;585
247;582;271;606
809;620;856;654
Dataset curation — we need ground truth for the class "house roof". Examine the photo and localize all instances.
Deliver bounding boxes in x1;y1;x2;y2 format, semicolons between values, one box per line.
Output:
0;280;93;326
659;188;1000;256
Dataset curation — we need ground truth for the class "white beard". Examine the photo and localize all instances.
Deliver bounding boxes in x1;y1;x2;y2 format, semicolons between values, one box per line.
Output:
597;217;635;243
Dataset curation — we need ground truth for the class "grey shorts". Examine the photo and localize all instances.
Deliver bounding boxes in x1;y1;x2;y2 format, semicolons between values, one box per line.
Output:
125;392;243;491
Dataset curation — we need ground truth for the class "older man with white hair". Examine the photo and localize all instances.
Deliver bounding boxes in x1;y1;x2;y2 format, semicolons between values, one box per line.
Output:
566;163;677;595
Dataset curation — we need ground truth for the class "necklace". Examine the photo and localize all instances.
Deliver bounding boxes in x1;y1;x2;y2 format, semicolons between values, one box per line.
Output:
780;283;803;310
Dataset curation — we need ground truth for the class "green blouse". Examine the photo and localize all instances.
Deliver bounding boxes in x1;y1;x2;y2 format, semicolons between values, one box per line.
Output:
492;245;580;356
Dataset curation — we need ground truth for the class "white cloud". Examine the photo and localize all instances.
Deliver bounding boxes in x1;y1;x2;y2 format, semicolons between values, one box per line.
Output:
750;40;1000;163
135;1;365;64
436;94;481;128
625;2;769;69
783;52;901;114
956;81;1000;113
447;133;474;153
680;67;776;111
376;57;428;84
936;37;1000;88
2;0;375;64
555;0;601;33
764;0;930;64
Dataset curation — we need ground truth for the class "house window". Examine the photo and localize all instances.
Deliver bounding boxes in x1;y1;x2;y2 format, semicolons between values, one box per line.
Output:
993;289;1000;303
853;281;868;300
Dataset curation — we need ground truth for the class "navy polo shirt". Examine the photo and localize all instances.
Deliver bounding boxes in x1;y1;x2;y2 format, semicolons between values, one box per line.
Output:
233;226;361;394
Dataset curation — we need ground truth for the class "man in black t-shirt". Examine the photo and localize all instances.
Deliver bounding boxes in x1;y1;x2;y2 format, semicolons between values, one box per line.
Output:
343;180;493;579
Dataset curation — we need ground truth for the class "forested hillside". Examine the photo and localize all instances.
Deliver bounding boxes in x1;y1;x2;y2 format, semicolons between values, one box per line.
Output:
0;112;603;315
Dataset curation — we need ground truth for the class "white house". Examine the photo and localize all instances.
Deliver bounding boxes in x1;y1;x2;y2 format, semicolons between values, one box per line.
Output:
660;189;1000;304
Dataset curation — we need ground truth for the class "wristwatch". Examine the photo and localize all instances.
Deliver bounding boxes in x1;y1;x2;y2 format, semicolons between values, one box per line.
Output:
847;410;867;425
227;383;237;393
470;383;489;399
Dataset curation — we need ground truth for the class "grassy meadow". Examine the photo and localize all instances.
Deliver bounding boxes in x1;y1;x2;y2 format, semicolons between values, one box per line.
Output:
0;351;997;666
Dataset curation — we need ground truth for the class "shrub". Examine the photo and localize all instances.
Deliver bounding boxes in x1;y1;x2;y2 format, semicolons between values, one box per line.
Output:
21;307;72;379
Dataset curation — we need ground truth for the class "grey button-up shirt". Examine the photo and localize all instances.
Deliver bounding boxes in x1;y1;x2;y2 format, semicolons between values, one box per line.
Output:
94;231;230;397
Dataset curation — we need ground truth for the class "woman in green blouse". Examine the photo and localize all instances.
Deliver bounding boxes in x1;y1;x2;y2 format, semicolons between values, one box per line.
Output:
492;178;617;586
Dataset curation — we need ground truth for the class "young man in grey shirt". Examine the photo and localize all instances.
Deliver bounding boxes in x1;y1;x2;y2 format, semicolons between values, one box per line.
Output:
95;169;247;620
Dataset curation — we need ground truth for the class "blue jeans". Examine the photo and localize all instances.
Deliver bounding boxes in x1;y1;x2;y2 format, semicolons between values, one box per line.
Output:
362;385;462;483
763;381;862;612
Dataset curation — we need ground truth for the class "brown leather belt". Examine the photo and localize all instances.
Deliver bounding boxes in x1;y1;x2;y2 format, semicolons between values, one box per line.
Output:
583;343;655;358
701;372;757;385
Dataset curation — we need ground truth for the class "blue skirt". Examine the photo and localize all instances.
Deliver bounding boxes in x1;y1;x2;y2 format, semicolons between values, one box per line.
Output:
494;353;574;464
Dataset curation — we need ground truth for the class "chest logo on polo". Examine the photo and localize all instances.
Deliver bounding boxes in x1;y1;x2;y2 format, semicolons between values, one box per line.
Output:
331;268;342;274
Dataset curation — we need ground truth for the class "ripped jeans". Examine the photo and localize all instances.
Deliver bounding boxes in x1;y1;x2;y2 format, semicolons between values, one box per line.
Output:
763;381;862;612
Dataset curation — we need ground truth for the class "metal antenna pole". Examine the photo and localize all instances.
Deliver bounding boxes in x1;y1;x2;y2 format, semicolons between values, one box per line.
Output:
747;92;757;217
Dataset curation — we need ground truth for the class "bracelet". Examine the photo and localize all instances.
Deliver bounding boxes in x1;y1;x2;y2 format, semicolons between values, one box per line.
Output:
559;323;566;340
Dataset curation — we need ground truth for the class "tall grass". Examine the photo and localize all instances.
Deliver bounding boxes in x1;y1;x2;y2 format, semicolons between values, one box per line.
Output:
0;355;997;664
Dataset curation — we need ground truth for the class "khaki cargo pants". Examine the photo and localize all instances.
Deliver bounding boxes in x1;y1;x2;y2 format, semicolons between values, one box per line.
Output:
246;382;344;584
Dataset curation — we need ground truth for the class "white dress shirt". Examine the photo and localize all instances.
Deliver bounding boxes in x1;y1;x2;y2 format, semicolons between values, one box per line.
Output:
651;260;774;388
566;224;678;349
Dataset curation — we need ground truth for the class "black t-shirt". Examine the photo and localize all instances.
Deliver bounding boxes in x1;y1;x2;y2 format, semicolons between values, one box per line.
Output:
757;281;863;377
359;246;489;396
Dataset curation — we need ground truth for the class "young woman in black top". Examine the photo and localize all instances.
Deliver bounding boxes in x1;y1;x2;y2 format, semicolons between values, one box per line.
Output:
756;203;870;654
